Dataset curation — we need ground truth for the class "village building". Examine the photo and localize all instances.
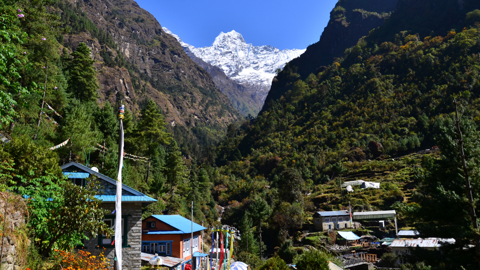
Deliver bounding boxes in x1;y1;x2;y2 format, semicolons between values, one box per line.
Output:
353;210;398;235
313;210;351;231
390;238;456;257
61;162;157;270
142;215;207;270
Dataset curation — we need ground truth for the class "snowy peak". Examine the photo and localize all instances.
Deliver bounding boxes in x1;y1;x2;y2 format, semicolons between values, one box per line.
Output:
163;27;305;110
213;30;246;46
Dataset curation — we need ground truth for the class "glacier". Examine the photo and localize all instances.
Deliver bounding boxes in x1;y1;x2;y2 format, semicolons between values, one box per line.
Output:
163;28;305;104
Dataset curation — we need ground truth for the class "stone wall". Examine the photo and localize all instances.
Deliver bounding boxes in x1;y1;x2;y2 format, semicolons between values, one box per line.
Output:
83;202;142;270
0;192;28;270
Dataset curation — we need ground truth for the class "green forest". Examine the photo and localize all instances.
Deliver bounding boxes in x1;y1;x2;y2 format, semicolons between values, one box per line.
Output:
2;0;480;269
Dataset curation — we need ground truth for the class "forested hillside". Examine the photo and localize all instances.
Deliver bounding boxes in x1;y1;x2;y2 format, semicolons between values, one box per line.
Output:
211;0;480;269
0;0;229;267
56;0;242;157
263;0;399;112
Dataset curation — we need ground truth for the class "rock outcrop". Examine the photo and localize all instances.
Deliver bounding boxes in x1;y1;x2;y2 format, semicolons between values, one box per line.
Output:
59;0;242;155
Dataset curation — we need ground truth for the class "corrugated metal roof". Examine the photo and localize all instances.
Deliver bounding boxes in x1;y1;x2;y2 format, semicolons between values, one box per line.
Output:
144;230;184;235
150;215;207;234
328;261;344;270
95;195;157;202
315;210;350;217
390;238;455;248
398;230;419;236
337;231;361;240
140;253;184;267
63;172;90;178
62;162;150;197
353;210;396;220
341;180;365;187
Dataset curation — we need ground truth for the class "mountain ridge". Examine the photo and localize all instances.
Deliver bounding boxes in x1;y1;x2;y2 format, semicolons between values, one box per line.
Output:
58;0;242;156
163;28;305;116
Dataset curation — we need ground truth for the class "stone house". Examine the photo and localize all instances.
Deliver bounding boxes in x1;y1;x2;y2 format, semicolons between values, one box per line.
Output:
313;210;351;231
61;162;156;270
142;215;206;270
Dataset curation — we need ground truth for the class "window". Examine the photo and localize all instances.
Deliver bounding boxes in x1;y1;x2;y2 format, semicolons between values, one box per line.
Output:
147;221;156;228
159;245;166;253
142;245;150;253
315;219;320;224
98;215;129;248
151;243;158;253
72;178;85;187
324;218;330;222
332;217;337;222
167;242;171;255
339;217;343;222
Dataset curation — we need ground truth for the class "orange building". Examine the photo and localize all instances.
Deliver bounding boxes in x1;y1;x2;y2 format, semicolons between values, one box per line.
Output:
142;215;206;269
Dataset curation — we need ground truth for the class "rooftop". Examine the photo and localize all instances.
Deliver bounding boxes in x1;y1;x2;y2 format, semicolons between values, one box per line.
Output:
314;210;350;217
390;238;455;248
146;215;207;234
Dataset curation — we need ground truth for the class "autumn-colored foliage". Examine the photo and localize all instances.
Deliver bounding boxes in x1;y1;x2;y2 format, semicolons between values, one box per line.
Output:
50;249;110;270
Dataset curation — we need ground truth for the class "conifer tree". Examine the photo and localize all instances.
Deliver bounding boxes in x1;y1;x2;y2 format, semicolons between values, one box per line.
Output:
239;211;259;256
164;140;188;196
137;99;171;155
408;109;480;268
65;43;98;102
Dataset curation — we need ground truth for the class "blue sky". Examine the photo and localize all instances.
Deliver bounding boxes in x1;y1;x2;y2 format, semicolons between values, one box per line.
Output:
135;0;339;50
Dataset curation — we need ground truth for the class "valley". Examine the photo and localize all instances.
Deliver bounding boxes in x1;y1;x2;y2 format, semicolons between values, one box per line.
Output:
1;0;480;269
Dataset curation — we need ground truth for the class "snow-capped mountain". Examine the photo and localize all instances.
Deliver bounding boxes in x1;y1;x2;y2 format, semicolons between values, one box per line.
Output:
163;28;305;111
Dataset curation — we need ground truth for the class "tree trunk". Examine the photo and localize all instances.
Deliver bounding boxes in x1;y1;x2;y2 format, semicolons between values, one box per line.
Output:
454;99;480;266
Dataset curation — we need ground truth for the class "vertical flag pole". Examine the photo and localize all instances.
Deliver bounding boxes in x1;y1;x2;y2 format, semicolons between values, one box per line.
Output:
115;104;125;270
349;202;353;229
191;201;194;269
227;230;234;269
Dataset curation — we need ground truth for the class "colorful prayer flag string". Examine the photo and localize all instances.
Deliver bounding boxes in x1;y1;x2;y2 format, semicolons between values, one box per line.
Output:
45;102;63;118
50;138;70;150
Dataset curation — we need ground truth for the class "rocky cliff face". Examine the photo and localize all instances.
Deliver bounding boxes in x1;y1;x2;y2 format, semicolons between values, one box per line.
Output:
164;28;305;116
262;0;399;112
60;0;241;155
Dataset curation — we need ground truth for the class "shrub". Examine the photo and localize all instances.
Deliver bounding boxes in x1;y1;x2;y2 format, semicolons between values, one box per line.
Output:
258;256;289;270
294;249;330;270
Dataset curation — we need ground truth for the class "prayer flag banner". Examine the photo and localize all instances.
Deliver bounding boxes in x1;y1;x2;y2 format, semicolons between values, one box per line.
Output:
45;102;63;118
50;138;69;150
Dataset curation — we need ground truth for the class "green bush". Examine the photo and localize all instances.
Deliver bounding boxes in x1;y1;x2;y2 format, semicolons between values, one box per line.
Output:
258;256;289;270
294;249;330;270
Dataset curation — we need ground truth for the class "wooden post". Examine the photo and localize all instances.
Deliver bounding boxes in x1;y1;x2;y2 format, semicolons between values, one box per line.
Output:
33;64;48;140
146;161;151;184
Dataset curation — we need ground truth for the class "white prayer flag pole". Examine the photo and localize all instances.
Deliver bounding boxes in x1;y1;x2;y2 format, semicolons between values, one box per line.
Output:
115;104;125;270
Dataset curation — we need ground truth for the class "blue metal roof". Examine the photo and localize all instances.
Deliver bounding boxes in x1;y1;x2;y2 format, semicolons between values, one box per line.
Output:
144;230;184;235
149;215;207;234
61;162;156;205
95;195;157;202
63;172;90;178
315;210;349;217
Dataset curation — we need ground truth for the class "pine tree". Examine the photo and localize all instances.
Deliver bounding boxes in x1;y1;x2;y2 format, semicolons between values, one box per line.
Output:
94;102;119;145
408;111;480;268
239;211;259;256
164;140;188;196
137;99;171;155
65;42;99;102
